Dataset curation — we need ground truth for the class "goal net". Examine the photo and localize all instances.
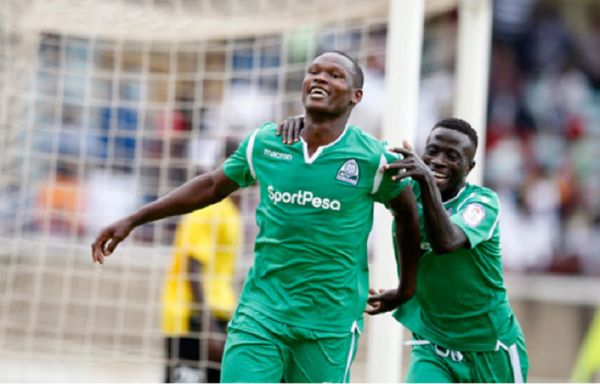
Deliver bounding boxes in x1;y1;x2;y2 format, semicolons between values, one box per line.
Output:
0;0;455;381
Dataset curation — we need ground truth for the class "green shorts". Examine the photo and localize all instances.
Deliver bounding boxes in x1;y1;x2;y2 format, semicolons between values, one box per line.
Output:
405;333;529;383
221;306;360;383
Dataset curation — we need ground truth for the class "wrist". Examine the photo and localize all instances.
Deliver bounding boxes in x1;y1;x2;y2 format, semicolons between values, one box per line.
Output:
397;285;415;303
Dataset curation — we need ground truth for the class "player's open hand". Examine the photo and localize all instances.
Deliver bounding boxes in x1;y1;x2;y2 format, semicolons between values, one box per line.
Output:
365;288;404;315
383;140;432;183
276;115;304;144
91;218;134;265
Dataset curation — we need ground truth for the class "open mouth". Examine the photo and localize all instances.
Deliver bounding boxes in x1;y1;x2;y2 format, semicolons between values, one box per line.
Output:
432;170;449;183
308;86;329;99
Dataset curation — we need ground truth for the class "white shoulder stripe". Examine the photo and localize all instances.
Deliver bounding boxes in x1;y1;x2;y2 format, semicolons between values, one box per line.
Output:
486;198;501;240
246;130;259;180
371;154;387;195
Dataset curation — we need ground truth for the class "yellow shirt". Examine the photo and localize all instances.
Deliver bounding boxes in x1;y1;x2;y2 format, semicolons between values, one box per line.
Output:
161;198;241;335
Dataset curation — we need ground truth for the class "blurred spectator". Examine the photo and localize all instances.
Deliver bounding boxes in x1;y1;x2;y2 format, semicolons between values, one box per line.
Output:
493;0;535;43
571;310;600;382
485;0;600;274
521;4;572;76
575;5;600;89
162;138;242;383
85;167;138;237
35;162;85;237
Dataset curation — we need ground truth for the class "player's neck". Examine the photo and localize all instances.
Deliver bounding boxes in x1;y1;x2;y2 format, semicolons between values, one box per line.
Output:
441;181;466;202
302;113;349;153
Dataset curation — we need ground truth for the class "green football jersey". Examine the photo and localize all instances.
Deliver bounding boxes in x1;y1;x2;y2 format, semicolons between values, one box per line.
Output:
393;182;523;351
223;122;408;333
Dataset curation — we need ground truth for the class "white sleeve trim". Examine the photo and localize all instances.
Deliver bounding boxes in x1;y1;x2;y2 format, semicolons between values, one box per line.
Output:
246;130;259;180
371;154;387;195
486;199;501;241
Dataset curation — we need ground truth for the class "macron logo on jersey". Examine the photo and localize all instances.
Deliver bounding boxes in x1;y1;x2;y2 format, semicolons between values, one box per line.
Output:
267;185;341;211
264;148;292;161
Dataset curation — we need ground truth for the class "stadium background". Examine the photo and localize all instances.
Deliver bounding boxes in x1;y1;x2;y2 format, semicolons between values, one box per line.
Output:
1;0;599;381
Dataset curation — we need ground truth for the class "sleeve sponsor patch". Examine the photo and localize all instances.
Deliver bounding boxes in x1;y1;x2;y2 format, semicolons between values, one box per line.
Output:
462;203;486;227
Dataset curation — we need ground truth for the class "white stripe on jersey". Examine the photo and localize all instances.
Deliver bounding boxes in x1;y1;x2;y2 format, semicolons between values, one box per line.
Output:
508;343;524;383
246;130;259;180
371;154;387;195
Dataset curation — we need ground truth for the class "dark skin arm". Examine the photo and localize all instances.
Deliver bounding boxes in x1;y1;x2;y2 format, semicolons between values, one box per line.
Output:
91;167;239;264
384;141;468;254
365;188;420;315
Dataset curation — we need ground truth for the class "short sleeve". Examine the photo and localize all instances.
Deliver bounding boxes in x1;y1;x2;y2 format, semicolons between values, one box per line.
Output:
222;129;259;188
450;191;500;248
372;148;410;203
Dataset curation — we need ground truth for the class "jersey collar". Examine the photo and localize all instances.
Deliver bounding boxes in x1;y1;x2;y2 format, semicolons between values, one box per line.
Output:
442;183;469;206
300;125;349;164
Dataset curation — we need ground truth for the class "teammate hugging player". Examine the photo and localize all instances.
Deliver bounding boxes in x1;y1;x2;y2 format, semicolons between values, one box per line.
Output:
370;118;529;383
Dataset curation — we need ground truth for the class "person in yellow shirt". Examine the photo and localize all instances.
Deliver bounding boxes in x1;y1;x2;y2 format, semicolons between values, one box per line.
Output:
571;309;600;382
162;139;242;383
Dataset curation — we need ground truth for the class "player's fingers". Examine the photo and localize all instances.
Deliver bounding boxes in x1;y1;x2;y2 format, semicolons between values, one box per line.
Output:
285;120;295;145
91;232;109;264
365;305;383;315
294;117;304;142
388;146;411;156
369;288;377;295
402;140;414;151
379;288;385;294
104;236;122;256
276;122;282;136
392;170;417;181
381;159;411;172
91;243;101;264
292;122;301;142
367;294;385;305
92;246;104;264
365;302;379;313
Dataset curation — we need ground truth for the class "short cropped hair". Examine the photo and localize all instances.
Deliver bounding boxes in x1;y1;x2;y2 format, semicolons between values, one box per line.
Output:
320;50;364;89
433;118;478;153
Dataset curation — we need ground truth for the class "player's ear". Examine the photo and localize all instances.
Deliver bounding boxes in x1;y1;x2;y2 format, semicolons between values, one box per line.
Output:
351;88;363;105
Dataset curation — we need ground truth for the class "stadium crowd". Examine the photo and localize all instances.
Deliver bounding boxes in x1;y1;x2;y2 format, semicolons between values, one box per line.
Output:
25;0;600;277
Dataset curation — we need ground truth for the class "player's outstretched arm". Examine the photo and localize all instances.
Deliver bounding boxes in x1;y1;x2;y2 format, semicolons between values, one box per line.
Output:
91;168;239;264
385;142;468;254
277;115;304;144
387;185;421;304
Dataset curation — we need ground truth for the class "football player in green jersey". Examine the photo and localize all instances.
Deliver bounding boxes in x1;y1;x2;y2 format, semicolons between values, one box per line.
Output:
91;51;421;383
367;118;529;383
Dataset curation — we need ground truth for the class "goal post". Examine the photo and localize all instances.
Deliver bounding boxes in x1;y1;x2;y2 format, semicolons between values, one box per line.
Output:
368;0;425;382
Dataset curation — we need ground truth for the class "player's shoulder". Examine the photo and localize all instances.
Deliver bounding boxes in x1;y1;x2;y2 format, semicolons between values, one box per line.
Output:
463;183;499;206
250;121;280;145
346;124;382;146
345;125;390;159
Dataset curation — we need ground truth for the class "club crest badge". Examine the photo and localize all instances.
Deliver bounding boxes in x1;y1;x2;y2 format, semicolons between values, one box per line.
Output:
462;203;486;227
336;159;359;185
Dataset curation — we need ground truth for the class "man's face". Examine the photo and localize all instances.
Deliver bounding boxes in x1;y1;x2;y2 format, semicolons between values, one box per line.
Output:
301;53;362;115
422;127;475;197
